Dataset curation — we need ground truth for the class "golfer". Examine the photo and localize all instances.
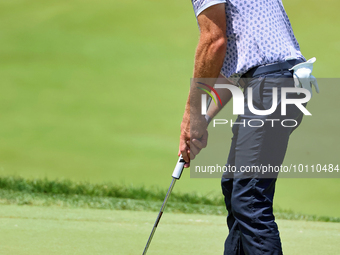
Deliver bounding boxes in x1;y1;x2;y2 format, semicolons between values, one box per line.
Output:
179;1;318;254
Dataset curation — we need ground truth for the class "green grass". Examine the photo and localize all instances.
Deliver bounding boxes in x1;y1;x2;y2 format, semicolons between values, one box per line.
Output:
0;205;339;255
0;0;339;220
0;176;339;222
0;176;223;205
0;1;339;254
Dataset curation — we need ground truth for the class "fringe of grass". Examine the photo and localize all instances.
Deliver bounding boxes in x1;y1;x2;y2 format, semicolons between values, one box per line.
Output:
0;176;224;205
0;176;339;223
0;190;226;215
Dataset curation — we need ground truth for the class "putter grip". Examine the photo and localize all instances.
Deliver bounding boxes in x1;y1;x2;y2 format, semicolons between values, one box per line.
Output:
172;155;186;179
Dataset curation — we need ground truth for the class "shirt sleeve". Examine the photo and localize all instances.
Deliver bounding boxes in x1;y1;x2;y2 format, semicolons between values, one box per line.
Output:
192;0;226;17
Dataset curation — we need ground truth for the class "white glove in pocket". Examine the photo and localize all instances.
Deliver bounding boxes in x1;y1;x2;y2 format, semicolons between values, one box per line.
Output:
289;57;319;97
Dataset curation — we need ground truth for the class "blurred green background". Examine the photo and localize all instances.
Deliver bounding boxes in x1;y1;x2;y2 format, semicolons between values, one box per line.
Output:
0;0;339;217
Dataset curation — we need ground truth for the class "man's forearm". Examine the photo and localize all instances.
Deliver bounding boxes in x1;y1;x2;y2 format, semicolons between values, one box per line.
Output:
184;34;227;119
193;35;227;78
179;3;227;164
179;36;227;163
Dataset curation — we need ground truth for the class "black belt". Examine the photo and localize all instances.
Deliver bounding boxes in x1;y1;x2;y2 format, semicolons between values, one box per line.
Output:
242;59;304;78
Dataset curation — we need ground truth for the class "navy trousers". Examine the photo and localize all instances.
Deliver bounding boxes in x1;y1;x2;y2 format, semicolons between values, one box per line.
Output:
221;70;305;255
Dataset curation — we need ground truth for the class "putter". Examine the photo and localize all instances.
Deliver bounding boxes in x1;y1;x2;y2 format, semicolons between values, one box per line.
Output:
141;94;212;255
141;155;186;255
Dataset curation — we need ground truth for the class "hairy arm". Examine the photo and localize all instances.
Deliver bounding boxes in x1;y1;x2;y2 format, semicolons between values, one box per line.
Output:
179;4;228;167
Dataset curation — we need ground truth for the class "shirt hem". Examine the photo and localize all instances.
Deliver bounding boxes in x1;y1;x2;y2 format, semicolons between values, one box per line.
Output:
195;0;226;17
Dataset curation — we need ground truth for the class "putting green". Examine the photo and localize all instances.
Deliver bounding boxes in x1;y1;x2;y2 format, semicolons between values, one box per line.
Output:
0;205;339;255
0;0;339;219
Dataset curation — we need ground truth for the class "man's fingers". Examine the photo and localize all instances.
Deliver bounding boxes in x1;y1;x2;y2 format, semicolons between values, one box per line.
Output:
179;126;208;166
179;137;190;163
191;138;207;149
188;141;200;160
179;147;190;168
181;147;190;163
192;130;208;149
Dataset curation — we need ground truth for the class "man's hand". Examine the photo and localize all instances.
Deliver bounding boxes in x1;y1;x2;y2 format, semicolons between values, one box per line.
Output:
178;112;208;168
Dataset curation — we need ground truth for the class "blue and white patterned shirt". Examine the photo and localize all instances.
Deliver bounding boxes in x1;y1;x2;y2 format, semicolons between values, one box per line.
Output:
191;0;305;80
